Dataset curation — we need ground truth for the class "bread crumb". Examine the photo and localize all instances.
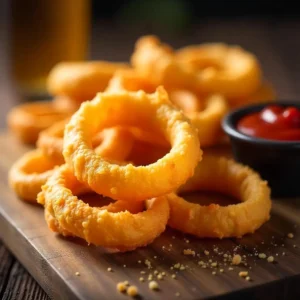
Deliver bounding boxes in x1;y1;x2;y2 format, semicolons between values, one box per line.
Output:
288;233;294;239
183;249;195;256
172;274;176;279
127;286;138;297
204;250;210;256
149;281;159;290
239;271;248;278
258;253;266;259
232;254;242;265
117;282;127;293
75;272;80;276
139;277;144;282
246;276;251;281
175;292;180;297
107;267;112;272
267;256;274;263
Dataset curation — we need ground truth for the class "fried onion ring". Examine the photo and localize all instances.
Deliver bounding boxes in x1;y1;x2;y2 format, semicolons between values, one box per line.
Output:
37;120;135;164
47;61;130;101
63;87;201;201
43;192;145;239
176;43;262;98
169;90;203;114
131;36;197;90
8;149;59;202
188;94;229;147
52;96;81;112
168;155;271;238
7;101;70;144
38;165;170;251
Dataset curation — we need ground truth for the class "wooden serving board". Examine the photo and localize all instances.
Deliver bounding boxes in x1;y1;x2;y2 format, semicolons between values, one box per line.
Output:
1;131;300;300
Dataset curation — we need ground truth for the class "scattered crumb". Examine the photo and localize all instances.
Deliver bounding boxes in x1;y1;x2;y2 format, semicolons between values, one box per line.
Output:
154;270;158;275
246;276;251;281
211;262;218;267
124;281;129;286
175;292;181;297
180;265;186;271
149;281;159;290
185;239;190;244
162;272;166;276
198;261;204;266
107;267;112;272
145;259;152;269
258;253;266;259
172;274;177;279
139;277;144;282
267;256;274;263
282;252;286;256
140;271;146;274
204;250;210;256
183;249;195;256
154;256;157;259
232;254;242;265
220;269;224;273
75;272;80;276
127;285;138;297
157;274;163;280
148;274;153;281
239;271;248;278
123;265;126;268
212;271;216;275
117;282;127;293
288;233;294;239
228;267;234;271
138;260;141;264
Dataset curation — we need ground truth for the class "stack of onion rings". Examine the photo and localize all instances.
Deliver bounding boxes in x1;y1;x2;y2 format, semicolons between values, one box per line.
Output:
8;35;274;252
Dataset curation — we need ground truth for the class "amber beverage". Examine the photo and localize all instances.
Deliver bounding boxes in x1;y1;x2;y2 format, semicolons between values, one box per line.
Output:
11;0;90;96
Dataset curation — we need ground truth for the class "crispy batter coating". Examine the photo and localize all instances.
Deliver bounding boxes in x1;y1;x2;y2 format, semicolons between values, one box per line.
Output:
47;61;130;101
63;87;201;201
38;165;170;250
168;155;271;238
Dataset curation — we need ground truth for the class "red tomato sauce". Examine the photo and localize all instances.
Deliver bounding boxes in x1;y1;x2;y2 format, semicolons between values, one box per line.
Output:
237;105;300;141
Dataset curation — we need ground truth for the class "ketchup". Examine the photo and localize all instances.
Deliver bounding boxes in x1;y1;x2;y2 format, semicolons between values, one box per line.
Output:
237;105;300;141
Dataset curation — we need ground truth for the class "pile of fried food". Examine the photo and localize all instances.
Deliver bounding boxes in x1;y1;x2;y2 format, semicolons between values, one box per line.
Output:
8;36;273;251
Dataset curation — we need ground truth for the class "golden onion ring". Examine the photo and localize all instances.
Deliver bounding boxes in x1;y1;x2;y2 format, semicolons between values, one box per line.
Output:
169;89;203;114
131;36;197;90
7;101;71;144
47;61;130;101
38;165;170;251
188;94;229;147
44;192;145;238
176;43;262;98
8;149;59;202
63;87;201;202
168;155;271;238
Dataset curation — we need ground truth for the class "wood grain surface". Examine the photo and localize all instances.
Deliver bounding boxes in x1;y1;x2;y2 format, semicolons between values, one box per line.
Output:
1;132;300;300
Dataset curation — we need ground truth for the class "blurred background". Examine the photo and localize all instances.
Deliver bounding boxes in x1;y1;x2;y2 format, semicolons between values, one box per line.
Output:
0;0;300;127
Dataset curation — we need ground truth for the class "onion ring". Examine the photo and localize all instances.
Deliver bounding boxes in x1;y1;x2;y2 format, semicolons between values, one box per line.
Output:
8;149;59;202
131;36;197;90
44;192;145;239
38;165;170;251
52;96;81;112
106;69;157;93
168;155;271;238
47;61;130;101
176;43;262;98
7;101;70;144
169;90;203;114
63;87;201;202
37;120;135;164
188;94;229;147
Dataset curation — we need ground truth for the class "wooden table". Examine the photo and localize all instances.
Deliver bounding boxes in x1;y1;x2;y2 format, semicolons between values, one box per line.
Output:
1;19;300;299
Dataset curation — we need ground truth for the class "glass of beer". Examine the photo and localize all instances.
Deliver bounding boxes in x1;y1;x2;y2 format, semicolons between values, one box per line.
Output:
11;0;90;97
